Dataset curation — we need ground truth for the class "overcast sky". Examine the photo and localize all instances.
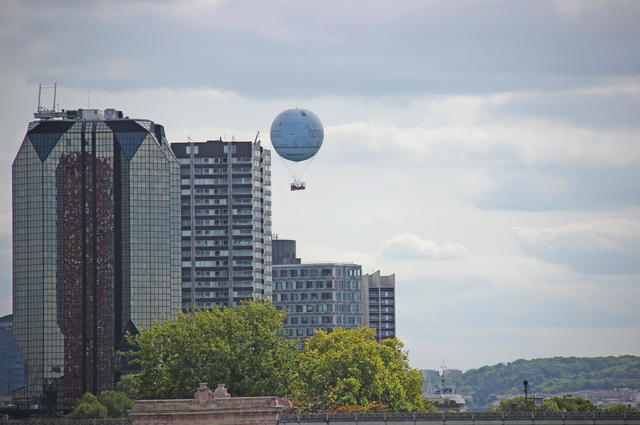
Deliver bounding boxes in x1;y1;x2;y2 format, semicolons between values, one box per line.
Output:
1;0;639;371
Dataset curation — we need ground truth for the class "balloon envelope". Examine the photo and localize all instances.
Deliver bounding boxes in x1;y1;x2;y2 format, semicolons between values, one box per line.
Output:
270;108;324;162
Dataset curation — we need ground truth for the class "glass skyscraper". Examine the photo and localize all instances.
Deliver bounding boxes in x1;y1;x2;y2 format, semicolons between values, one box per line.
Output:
12;108;181;410
171;140;272;310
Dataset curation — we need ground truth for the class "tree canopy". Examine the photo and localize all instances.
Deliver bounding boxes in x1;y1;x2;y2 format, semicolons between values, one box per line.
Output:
67;390;134;419
494;395;601;412
292;327;432;413
124;303;431;413
126;302;298;399
99;390;135;418
67;393;107;419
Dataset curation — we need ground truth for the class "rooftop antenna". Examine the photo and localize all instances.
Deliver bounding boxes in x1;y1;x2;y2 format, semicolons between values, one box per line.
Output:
254;131;260;144
37;82;57;113
35;82;65;119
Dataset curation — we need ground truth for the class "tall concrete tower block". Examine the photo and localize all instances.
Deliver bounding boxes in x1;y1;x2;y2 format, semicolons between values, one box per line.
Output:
171;140;272;310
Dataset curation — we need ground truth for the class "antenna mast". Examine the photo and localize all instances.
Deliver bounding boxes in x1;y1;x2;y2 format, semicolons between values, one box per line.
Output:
35;82;64;119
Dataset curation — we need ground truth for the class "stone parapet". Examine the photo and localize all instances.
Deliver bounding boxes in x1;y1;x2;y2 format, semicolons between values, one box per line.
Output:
129;383;292;425
279;411;640;425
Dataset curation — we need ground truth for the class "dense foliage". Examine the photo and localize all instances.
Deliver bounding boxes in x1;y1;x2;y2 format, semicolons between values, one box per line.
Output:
293;327;433;413
602;404;639;412
67;393;107;419
447;356;640;407
99;390;135;418
67;391;133;419
126;302;298;399
115;374;140;400
125;302;430;413
495;395;639;412
494;395;597;412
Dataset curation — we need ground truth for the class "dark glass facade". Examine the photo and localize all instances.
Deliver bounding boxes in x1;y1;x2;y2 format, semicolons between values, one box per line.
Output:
0;315;26;397
12;110;181;410
171;140;272;310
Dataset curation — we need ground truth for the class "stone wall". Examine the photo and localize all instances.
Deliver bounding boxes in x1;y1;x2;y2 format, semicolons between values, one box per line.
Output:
4;404;640;425
129;383;292;425
0;420;130;425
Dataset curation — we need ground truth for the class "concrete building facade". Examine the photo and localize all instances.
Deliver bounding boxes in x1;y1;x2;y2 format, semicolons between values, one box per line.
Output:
272;240;362;341
362;271;396;342
12;108;181;410
171;140;272;310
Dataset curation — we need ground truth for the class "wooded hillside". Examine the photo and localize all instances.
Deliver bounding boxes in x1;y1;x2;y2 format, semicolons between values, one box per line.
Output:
445;355;640;407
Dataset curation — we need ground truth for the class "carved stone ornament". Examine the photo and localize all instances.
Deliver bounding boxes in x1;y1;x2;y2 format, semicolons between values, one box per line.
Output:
195;382;214;406
213;383;232;399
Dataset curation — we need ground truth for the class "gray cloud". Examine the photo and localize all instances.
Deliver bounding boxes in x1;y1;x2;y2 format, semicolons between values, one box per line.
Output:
398;276;640;330
3;0;640;97
377;233;467;261
515;218;640;274
496;88;640;130
473;164;640;211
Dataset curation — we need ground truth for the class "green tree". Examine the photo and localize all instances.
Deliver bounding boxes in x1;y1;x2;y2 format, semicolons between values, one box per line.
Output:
99;390;134;418
126;302;298;399
292;327;432;413
67;393;107;419
116;374;140;400
495;396;534;412
495;395;597;412
602;404;639;412
545;395;597;412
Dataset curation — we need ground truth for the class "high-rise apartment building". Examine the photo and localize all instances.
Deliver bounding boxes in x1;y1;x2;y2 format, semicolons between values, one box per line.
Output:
362;271;396;342
12;108;181;410
272;240;363;341
171;140;272;310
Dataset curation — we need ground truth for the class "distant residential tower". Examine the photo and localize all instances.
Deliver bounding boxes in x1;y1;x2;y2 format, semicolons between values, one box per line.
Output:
363;271;396;342
272;240;363;341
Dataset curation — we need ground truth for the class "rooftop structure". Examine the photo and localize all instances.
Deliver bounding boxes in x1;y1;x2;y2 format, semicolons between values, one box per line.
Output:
272;239;301;265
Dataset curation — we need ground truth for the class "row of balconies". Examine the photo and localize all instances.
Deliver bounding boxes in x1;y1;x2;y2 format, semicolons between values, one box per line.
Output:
368;299;394;305
177;156;253;165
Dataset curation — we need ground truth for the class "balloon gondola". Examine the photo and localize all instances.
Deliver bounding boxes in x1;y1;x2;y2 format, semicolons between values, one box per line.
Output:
270;108;324;191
